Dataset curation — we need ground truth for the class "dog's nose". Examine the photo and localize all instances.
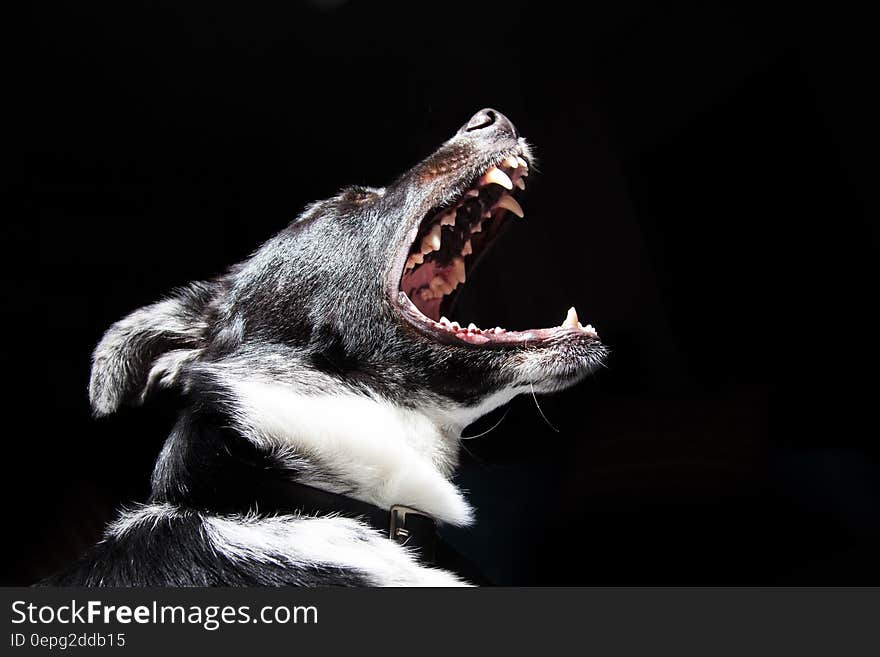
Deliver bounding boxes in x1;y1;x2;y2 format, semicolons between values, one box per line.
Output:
459;108;518;139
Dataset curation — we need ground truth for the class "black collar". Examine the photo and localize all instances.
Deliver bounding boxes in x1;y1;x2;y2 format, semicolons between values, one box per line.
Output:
220;477;490;584
175;471;491;584
260;479;443;564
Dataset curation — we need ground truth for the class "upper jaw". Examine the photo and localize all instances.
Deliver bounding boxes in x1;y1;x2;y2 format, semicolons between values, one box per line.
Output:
384;136;601;350
385;139;530;297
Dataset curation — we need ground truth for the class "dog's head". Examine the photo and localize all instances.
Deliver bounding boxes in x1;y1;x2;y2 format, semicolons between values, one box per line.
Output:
90;109;607;429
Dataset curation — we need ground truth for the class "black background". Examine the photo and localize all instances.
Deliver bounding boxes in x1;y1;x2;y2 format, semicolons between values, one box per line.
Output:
5;1;876;585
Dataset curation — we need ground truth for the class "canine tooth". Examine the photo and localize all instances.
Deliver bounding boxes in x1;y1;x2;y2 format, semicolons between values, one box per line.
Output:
421;224;442;253
504;155;519;168
462;239;473;256
563;306;580;329
516;156;528;171
495;194;524;218
480;166;513;190
514;177;526;190
451;257;466;284
440;211;456;226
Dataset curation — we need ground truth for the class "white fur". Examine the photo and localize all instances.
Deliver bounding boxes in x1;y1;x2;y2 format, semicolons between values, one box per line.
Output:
108;504;468;587
204;512;469;587
228;380;475;525
105;502;180;540
427;388;523;438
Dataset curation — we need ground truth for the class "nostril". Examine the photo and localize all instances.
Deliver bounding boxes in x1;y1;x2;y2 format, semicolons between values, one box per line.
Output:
459;108;518;139
464;109;497;132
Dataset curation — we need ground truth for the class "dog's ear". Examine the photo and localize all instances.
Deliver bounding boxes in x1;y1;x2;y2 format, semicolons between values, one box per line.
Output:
88;283;212;417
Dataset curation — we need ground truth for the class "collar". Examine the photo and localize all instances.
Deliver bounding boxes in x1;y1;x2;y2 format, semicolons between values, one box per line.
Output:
183;473;490;583
260;480;491;584
259;479;442;563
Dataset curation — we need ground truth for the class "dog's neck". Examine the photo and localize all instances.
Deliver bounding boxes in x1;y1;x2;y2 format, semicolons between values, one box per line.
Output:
228;380;475;525
152;380;522;527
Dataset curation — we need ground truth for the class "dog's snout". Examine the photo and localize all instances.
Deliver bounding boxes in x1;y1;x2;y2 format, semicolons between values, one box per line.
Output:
459;108;518;139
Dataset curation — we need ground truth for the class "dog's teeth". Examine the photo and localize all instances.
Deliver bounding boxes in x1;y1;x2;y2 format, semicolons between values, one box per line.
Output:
471;222;483;234
465;189;479;198
495;194;524;218
451;257;466;284
439;211;456;226
504;155;519;168
449;321;461;331
439;316;450;325
480;166;513;190
421;224;442;253
514;177;526;190
562;306;580;329
467;323;479;332
462;239;473;256
580;323;598;337
494;326;504;333
516;156;529;172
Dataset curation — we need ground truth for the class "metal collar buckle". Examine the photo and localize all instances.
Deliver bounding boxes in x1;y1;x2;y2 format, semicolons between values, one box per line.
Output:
389;504;430;545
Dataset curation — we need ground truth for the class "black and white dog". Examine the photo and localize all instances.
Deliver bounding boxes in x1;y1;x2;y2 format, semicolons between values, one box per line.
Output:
46;109;607;586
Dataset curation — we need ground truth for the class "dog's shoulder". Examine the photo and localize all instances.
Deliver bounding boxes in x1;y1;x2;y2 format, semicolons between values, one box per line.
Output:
42;503;469;587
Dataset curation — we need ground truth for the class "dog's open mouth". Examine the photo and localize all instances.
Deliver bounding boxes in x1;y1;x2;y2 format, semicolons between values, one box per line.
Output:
396;153;599;347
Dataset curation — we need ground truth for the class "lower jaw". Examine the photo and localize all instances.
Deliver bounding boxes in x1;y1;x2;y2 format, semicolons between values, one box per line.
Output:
397;291;598;348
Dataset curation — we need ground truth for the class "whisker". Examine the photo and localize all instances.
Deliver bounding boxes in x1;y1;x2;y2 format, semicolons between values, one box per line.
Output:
530;382;560;433
460;405;512;440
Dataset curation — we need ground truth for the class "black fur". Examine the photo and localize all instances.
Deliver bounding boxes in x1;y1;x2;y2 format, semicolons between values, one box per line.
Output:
47;109;606;586
43;512;370;587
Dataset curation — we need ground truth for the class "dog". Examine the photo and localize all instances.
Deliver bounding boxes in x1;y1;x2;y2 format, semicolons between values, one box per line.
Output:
45;109;607;586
